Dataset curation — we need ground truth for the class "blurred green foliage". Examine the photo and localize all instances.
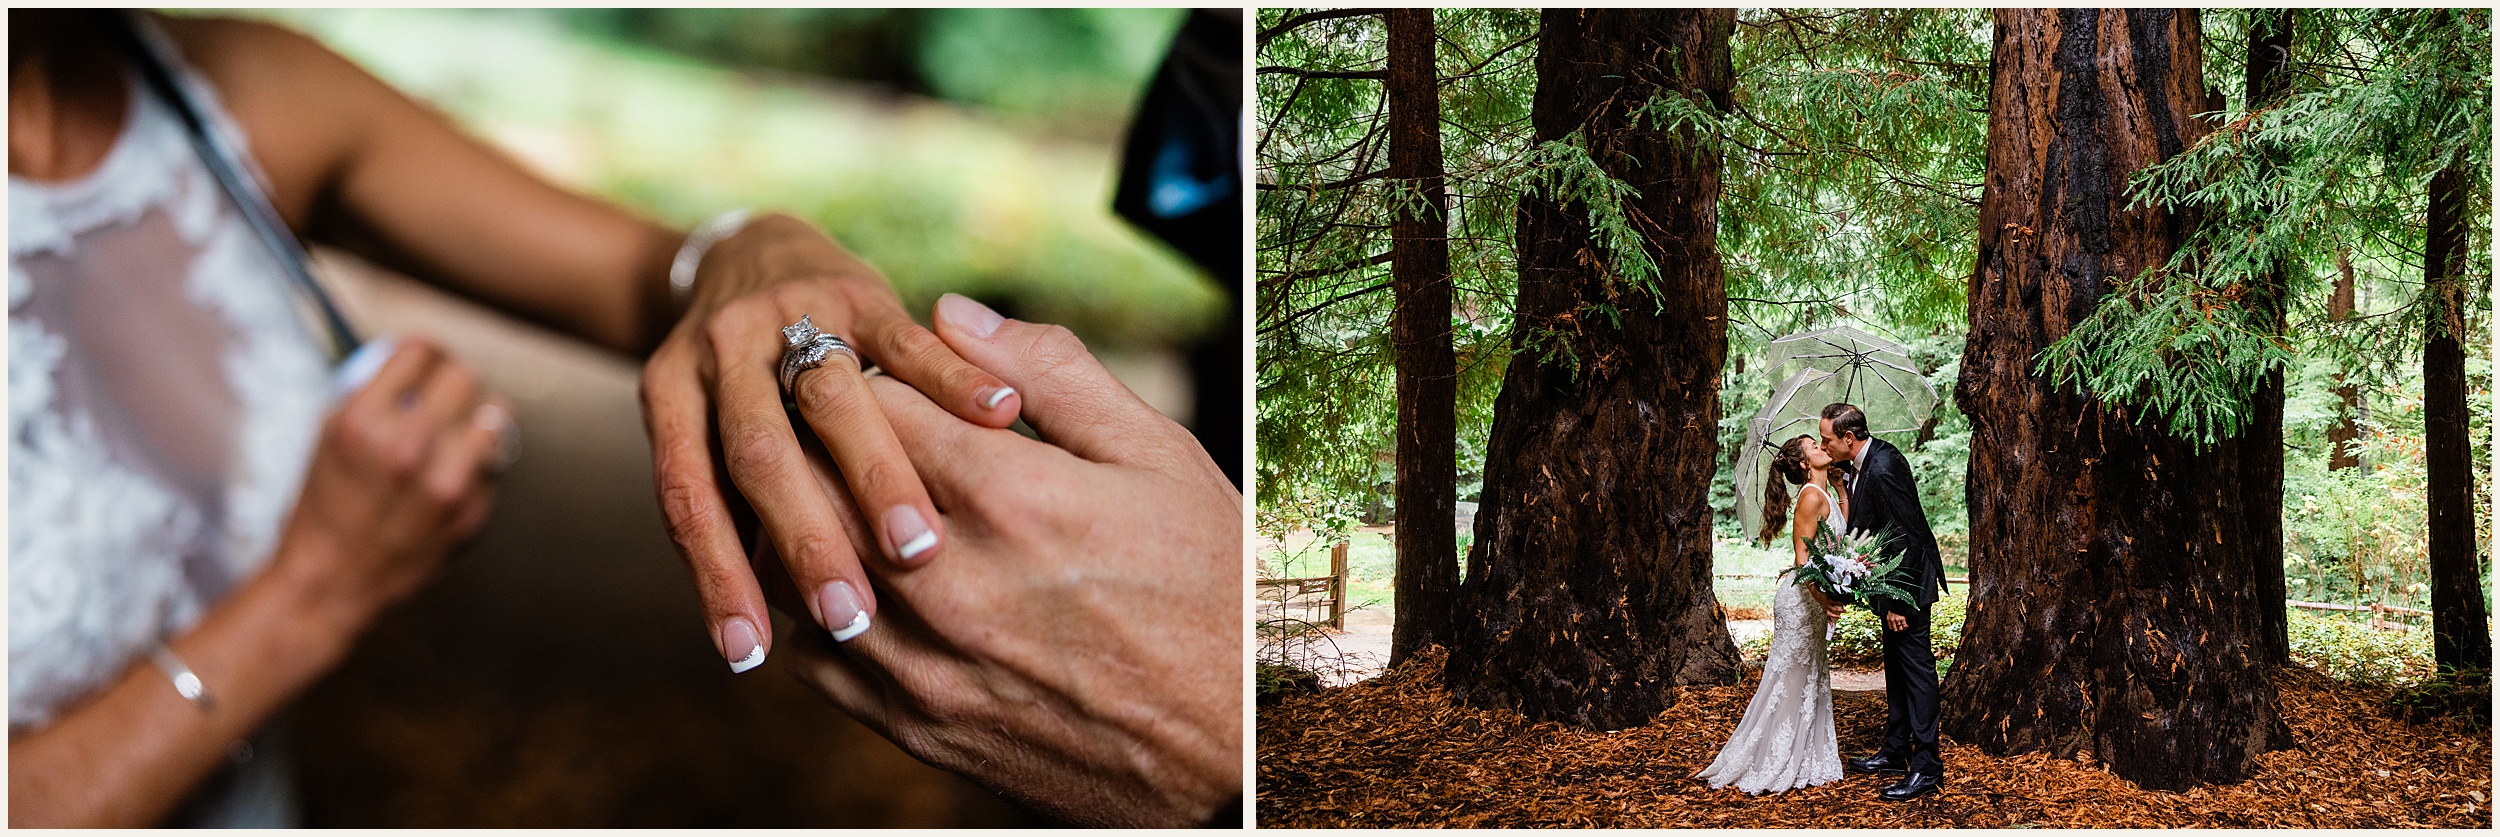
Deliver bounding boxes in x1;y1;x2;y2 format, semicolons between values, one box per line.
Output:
227;8;1220;350
545;8;1184;142
1732;582;2442;687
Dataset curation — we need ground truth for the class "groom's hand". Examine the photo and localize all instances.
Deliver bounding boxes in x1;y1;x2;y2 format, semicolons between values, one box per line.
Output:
780;294;1242;827
640;214;1025;671
1885;613;1908;632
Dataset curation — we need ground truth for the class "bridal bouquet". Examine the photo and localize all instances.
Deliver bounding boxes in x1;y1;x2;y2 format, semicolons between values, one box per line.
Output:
1782;525;1917;612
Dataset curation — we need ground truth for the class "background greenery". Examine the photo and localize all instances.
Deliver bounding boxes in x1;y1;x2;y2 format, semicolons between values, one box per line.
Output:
227;8;1223;351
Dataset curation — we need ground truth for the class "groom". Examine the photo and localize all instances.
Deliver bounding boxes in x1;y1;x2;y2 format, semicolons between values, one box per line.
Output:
1817;402;1947;802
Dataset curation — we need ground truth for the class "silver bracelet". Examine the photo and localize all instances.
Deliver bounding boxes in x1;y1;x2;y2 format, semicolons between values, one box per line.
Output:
150;644;216;712
668;208;753;310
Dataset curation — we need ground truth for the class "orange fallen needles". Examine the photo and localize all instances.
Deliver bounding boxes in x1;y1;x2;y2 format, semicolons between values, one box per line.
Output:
1257;648;2491;828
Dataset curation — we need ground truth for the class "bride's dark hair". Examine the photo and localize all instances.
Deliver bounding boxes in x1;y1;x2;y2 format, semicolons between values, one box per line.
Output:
1758;435;1816;545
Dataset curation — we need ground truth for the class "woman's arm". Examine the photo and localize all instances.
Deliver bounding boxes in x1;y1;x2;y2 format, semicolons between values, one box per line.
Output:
9;549;361;827
8;341;503;827
1790;489;1825;567
159;15;680;354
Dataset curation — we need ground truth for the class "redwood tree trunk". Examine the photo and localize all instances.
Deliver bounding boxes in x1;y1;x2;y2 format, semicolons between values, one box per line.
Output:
2241;7;2292;667
1942;8;2284;790
2423;164;2489;673
1444;8;1742;730
1386;7;1460;668
2326;249;2362;471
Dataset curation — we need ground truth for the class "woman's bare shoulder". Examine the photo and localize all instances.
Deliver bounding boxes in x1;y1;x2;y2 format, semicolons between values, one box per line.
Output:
149;14;378;222
1795;484;1828;516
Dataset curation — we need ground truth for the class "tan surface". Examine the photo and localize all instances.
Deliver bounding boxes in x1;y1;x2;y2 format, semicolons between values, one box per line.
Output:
285;253;1047;826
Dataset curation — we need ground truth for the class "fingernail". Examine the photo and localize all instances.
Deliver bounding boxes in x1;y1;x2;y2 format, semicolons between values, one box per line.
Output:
331;335;399;396
980;386;1017;411
473;402;511;434
816;580;871;642
937;293;1004;338
885;505;937;562
720;617;766;673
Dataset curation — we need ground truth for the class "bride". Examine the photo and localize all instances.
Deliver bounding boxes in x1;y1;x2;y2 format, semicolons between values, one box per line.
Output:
1695;434;1845;794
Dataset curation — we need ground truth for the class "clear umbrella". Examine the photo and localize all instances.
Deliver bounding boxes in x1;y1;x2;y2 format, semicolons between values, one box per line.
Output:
1760;325;1938;424
1732;358;1936;543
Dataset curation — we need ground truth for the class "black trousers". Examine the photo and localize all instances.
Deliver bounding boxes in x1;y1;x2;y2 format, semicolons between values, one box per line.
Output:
1875;597;1944;776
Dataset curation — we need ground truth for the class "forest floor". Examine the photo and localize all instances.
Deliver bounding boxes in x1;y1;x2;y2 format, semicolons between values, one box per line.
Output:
1257;649;2491;828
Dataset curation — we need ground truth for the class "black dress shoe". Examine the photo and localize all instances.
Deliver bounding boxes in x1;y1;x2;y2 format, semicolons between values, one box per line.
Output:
1847;753;1908;774
1879;771;1941;802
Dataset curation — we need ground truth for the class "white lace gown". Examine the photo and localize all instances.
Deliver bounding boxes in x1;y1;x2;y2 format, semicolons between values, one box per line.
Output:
1694;484;1843;795
9;29;329;826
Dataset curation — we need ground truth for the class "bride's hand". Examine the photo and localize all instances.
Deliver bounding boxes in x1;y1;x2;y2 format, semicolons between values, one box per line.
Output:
638;214;1024;670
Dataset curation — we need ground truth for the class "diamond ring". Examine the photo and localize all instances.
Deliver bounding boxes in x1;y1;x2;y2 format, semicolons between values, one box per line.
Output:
778;315;859;399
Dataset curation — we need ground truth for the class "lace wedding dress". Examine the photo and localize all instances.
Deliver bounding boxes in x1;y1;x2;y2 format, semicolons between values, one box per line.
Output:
10;27;328;826
1694;483;1843;795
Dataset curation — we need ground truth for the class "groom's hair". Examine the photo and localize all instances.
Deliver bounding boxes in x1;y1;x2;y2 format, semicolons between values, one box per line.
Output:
1822;403;1869;441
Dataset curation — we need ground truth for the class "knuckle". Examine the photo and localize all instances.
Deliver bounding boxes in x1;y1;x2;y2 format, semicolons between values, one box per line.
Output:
884;322;945;362
381;434;429;477
1025;324;1089;370
797;380;875;429
423;469;472;509
705;298;767;348
654;474;719;548
770;281;815;310
780;531;848;576
719;419;791;480
846;457;906;502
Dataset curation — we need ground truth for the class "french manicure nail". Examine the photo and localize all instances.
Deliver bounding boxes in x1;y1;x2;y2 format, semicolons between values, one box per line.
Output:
720;617;766;673
980;386;1017;411
817;580;871;642
937;293;1004;338
473;402;511;433
886;505;937;562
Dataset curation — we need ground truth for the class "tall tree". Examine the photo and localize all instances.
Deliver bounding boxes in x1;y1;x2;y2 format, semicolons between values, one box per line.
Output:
1444;8;1741;730
1254;8;1537;569
2055;7;2490;679
2324;249;2361;472
2240;8;2293;667
1942;9;2285;790
1384;8;1460;666
2423;161;2488;673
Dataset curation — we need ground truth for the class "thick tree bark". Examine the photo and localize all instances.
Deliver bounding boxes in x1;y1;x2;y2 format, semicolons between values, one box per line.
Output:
1942;9;2284;790
1443;8;1742;730
2326;249;2362;471
2423;165;2489;673
2241;8;2292;667
1386;8;1460;668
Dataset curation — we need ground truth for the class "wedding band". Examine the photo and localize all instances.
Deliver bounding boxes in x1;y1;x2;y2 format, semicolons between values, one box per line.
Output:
778;315;859;398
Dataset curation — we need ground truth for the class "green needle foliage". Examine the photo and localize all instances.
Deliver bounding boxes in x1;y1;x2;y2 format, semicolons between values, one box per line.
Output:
2039;9;2492;446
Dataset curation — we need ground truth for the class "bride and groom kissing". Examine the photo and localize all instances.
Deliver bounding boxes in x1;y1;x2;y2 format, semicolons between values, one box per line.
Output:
1696;403;1948;802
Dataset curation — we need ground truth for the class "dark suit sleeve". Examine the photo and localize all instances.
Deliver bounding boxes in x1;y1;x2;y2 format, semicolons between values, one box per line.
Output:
1868;450;1945;608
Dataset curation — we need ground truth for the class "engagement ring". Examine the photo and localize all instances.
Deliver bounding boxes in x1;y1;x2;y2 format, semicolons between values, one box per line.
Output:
778;315;858;399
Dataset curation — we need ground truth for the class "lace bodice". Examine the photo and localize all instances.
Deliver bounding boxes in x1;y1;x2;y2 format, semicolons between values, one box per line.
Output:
8;53;331;734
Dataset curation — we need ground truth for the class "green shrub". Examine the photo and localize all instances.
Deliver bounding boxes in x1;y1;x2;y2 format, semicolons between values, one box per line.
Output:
2285;609;2436;687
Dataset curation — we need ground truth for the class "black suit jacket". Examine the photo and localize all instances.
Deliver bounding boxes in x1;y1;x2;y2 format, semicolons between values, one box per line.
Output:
1844;437;1947;612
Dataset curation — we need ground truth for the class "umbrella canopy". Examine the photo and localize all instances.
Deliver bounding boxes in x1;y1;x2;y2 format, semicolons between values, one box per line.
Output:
1732;360;1935;543
1760;326;1939;425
